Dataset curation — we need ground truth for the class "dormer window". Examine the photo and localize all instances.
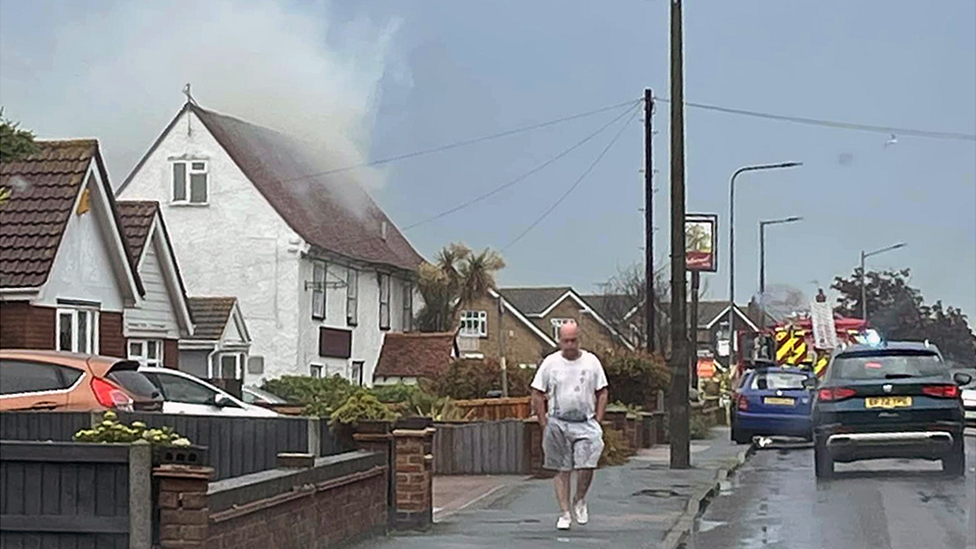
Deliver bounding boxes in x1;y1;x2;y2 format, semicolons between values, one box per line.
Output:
172;160;208;205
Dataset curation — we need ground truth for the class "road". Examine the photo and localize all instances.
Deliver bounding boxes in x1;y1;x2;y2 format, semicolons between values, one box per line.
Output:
685;430;976;549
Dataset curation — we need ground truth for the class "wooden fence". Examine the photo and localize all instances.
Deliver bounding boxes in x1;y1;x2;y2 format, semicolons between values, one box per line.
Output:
0;441;152;549
451;397;533;421
432;419;526;475
0;411;347;481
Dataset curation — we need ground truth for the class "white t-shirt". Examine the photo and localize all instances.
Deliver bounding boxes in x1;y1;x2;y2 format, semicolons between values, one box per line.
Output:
531;350;608;421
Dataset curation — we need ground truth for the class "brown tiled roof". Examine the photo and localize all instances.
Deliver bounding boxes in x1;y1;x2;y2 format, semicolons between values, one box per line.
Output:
186;297;237;340
121;103;425;271
1;140;98;288
580;294;640;325
116;201;158;264
374;332;456;379
497;287;573;315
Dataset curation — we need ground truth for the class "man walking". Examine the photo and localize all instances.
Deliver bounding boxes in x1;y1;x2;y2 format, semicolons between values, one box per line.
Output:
531;320;609;530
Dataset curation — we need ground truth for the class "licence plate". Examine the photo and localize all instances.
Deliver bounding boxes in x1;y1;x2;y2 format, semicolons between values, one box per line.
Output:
764;397;795;406
865;396;913;409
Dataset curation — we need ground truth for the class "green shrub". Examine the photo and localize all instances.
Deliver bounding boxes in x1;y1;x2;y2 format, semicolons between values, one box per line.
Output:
421;358;532;400
689;407;714;440
599;427;631;467
262;375;365;417
73;411;190;446
371;383;441;417
330;393;396;426
600;350;670;410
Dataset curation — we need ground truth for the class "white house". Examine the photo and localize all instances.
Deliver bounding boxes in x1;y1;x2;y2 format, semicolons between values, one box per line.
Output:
116;101;424;385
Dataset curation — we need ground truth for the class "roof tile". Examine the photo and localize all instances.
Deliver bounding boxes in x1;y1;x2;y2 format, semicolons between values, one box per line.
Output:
186;297;237;341
373;332;455;379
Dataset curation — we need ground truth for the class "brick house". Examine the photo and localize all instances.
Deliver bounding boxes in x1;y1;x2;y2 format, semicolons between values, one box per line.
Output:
0;140;144;357
116;101;424;385
371;332;456;386
454;287;634;370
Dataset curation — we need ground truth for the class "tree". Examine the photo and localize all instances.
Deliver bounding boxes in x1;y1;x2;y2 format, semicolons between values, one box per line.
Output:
831;268;975;363
0;109;39;208
415;243;505;332
596;263;676;355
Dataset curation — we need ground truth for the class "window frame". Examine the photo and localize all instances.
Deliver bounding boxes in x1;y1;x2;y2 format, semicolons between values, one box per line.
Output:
378;273;391;330
346;268;359;327
402;282;413;332
128;339;164;368
459;310;488;338
351;360;365;387
312;261;327;320
56;308;99;354
208;352;243;380
171;160;209;206
310;364;324;378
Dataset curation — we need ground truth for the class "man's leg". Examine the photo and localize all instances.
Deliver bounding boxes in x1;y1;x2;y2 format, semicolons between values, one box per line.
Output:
553;471;572;513
574;468;594;503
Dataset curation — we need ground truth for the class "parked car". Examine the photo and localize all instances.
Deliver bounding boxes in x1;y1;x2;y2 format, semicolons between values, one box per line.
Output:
811;342;971;478
730;366;815;444
241;385;287;405
0;350;162;412
138;367;277;417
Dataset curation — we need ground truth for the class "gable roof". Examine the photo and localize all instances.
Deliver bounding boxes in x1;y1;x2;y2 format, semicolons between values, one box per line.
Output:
373;332;456;379
118;103;424;272
700;301;760;331
186;297;238;341
488;288;558;348
0;139;143;296
497;287;573;316
580;294;640;325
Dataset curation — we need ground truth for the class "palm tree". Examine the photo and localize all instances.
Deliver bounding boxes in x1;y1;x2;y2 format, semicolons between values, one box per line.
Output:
416;243;505;332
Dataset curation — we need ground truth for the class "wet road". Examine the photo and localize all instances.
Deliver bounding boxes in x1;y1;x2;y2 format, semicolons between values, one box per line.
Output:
686;431;976;549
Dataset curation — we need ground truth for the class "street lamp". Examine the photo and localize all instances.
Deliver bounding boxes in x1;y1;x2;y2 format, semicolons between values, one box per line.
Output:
759;216;803;296
860;242;907;321
727;162;802;359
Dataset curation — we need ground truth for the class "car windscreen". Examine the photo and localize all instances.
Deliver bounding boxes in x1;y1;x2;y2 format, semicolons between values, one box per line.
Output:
830;350;946;380
750;371;808;390
106;362;161;399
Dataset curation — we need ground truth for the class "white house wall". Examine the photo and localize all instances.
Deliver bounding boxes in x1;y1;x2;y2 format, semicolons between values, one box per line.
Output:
124;235;181;339
118;109;302;383
37;170;125;312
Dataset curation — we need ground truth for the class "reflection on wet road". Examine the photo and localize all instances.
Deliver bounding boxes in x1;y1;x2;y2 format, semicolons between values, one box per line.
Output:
686;432;976;549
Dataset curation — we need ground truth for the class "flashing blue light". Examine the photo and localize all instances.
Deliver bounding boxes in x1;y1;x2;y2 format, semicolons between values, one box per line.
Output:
864;329;882;346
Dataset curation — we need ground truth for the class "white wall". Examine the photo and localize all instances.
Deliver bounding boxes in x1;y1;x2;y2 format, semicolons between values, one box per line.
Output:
124;232;182;339
118;110;302;384
37;168;126;312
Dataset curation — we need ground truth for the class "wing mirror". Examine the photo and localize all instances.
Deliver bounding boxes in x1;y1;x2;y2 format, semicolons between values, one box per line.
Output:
953;372;973;387
802;377;819;390
213;394;236;408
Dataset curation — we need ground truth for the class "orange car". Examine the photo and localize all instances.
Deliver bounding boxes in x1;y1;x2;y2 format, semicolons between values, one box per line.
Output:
0;350;163;412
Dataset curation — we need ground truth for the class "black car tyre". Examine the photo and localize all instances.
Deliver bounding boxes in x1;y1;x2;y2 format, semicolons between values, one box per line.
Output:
732;427;752;445
942;439;966;477
814;439;833;479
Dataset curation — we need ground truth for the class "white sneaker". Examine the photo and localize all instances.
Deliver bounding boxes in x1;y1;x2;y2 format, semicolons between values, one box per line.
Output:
574;500;589;525
556;512;572;530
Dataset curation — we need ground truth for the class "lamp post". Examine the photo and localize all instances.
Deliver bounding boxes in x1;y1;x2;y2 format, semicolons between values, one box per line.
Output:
860;242;907;321
759;216;803;297
727;162;802;359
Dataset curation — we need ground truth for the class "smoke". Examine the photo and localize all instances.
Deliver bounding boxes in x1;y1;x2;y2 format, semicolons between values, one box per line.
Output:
0;0;406;196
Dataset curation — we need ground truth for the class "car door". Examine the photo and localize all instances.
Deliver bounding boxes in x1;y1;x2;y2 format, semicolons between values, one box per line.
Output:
142;371;223;415
0;359;74;411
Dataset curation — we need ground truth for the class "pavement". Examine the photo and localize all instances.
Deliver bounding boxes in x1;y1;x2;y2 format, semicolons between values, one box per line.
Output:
685;428;976;549
352;427;750;549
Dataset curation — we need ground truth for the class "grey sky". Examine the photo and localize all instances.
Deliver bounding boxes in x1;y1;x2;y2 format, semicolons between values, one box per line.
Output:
2;0;974;320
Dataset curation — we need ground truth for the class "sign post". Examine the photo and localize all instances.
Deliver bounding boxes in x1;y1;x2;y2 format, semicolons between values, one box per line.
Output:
685;214;718;390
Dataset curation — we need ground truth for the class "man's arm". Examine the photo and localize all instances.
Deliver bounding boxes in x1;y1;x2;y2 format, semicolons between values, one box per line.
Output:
532;389;548;428
595;388;609;424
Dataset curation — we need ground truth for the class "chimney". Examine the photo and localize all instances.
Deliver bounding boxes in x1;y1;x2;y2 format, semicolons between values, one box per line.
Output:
381;220;388;241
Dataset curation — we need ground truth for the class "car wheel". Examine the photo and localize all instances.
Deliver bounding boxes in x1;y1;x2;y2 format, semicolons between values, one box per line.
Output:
942;440;966;477
732;427;752;445
814;438;833;479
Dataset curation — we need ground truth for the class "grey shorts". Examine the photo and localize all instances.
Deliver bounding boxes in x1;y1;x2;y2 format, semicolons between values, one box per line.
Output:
543;417;605;471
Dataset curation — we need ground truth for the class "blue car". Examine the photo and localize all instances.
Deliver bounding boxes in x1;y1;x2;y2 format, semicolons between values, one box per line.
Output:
731;366;816;444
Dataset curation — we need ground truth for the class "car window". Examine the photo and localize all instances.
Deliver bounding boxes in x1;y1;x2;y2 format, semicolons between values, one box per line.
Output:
750;371;808;390
0;360;70;395
150;372;217;405
106;363;160;399
241;390;256;404
830;350;946;380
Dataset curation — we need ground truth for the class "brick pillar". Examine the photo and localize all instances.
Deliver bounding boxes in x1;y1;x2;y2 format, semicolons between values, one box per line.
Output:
392;427;434;531
523;418;554;479
153;465;214;549
354;431;394;525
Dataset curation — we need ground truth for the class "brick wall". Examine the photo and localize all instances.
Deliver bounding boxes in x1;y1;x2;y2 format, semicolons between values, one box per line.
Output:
0;302;55;350
99;311;125;357
164;339;179;369
458;295;554;367
536;298;622;356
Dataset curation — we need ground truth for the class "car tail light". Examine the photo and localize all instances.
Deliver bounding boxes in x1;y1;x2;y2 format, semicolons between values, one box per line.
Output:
818;387;857;401
92;377;133;411
921;385;959;398
737;394;749;411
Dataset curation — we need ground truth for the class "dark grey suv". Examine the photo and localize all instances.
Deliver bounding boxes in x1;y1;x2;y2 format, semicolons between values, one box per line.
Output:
811;342;971;479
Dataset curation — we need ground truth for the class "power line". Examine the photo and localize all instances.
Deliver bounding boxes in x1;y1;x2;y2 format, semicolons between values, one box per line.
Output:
277;98;641;185
502;103;640;252
655;97;976;141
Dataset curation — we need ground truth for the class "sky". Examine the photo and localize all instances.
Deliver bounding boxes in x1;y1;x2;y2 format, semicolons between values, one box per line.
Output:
2;0;974;320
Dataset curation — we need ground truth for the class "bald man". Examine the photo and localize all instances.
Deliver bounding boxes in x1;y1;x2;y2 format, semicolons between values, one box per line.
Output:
530;320;609;530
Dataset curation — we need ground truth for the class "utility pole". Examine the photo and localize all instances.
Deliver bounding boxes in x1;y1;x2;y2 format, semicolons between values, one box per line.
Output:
668;0;690;470
689;272;700;390
499;295;508;397
644;88;656;354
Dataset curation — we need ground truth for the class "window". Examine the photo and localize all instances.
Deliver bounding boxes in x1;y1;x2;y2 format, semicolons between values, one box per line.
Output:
172;160;208;205
750;371;809;390
145;372;216;405
0;360;74;395
312;261;326;320
402;283;413;332
346;268;358;326
128;340;163;367
459;310;488;337
56;308;99;354
310;364;324;378
830;350;945;381
379;273;391;330
550;318;573;340
352;361;365;387
208;353;242;379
